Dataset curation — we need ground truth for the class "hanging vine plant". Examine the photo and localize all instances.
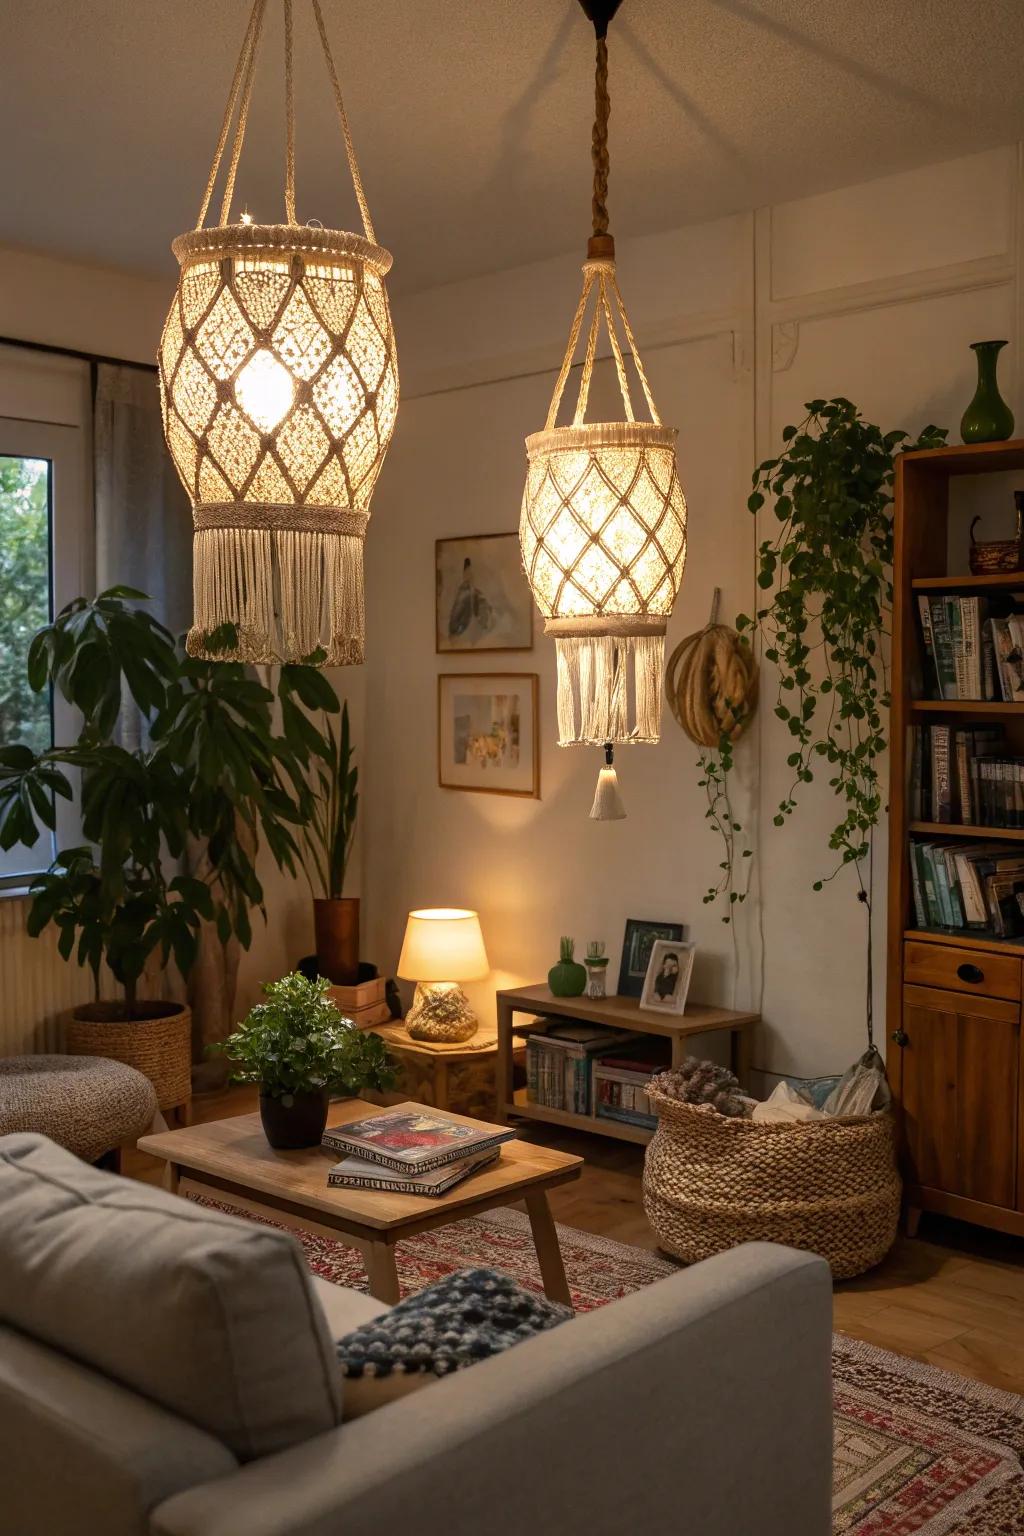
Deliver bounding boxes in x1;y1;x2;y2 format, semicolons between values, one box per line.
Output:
737;398;946;1038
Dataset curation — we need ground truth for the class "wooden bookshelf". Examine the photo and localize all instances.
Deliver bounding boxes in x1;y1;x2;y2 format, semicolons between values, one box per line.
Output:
888;439;1024;1240
495;986;758;1147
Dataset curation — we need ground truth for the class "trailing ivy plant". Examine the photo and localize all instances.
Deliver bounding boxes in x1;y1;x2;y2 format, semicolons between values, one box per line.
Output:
697;719;752;922
737;398;946;1040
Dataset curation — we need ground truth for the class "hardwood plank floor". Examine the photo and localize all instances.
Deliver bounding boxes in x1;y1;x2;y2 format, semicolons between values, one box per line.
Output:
129;1086;1024;1396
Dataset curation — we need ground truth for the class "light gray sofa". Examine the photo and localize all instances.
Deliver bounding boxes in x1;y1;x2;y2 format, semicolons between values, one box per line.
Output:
0;1132;833;1536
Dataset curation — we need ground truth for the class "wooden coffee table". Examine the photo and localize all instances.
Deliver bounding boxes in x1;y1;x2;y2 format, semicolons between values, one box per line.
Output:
138;1099;583;1306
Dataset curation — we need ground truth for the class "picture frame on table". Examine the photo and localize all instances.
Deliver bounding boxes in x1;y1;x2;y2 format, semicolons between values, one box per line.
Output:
435;533;534;653
616;917;686;998
639;939;696;1016
437;673;540;798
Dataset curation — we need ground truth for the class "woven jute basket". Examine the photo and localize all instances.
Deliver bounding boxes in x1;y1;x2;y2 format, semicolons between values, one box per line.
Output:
65;1003;192;1114
643;1085;901;1279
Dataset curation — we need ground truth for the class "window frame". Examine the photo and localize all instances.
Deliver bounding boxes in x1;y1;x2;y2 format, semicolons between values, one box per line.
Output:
0;414;91;889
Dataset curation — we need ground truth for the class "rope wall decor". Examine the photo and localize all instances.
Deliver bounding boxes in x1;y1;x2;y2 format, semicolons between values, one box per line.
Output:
159;0;398;665
519;0;687;818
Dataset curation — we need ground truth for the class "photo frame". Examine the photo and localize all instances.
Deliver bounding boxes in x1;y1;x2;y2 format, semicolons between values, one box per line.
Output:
437;673;539;798
616;917;686;998
435;533;534;653
639;939;696;1016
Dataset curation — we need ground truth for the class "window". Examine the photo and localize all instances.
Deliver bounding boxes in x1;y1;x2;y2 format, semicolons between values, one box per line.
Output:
0;402;90;887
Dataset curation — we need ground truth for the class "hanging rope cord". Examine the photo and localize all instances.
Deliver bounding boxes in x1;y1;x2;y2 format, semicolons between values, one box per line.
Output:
543;27;660;432
194;0;376;243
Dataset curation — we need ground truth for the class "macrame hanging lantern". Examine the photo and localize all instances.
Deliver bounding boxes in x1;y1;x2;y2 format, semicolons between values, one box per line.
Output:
519;0;687;817
159;0;398;665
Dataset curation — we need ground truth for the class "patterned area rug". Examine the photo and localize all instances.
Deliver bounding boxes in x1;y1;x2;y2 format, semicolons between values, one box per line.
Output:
194;1197;1024;1533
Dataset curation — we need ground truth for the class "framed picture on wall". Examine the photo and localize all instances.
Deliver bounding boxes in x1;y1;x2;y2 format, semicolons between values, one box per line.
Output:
639;939;696;1016
435;533;534;653
617;917;686;998
437;673;539;798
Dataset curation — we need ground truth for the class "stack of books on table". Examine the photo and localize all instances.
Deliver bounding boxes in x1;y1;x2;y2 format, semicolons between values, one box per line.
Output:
322;1103;515;1197
910;839;1024;937
325;976;391;1029
526;1021;644;1115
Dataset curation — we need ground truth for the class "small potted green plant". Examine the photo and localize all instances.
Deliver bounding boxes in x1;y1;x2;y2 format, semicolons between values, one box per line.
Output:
210;972;395;1149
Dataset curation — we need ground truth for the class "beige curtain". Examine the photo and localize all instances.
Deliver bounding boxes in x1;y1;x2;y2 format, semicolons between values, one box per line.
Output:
94;364;240;1069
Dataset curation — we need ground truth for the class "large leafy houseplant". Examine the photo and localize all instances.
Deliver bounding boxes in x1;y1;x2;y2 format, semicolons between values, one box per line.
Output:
0;588;340;1021
210;971;394;1148
737;399;946;1044
295;699;362;983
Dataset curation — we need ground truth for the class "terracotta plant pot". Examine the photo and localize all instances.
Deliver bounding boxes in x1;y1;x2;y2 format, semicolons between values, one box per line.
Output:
313;897;360;984
259;1088;331;1150
64;1000;191;1115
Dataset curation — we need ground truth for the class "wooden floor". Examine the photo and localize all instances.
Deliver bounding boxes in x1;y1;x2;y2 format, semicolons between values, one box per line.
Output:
130;1086;1024;1398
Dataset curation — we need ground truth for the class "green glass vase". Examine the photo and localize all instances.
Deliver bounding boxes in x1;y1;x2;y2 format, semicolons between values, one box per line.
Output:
961;340;1015;444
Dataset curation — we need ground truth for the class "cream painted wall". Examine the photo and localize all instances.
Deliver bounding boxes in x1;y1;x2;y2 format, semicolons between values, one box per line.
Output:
366;144;1024;1078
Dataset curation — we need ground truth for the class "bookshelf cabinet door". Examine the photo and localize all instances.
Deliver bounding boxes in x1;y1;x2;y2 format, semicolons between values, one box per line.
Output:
900;984;1019;1210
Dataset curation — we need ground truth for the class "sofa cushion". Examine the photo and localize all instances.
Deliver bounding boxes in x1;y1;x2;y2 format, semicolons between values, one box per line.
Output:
309;1274;390;1338
0;1133;342;1461
335;1266;571;1419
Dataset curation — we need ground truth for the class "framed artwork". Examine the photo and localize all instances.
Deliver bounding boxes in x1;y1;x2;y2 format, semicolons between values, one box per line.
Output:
640;939;696;1016
436;533;534;653
437;673;539;798
617;917;686;999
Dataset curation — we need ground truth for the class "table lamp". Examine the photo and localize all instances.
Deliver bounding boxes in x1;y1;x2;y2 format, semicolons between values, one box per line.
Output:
397;908;489;1043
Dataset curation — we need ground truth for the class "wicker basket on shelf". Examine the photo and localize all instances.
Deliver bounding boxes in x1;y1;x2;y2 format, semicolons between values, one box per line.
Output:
65;1003;192;1116
642;1084;901;1279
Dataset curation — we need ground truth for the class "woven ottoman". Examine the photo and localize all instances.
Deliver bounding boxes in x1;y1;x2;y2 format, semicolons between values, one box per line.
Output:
0;1055;157;1166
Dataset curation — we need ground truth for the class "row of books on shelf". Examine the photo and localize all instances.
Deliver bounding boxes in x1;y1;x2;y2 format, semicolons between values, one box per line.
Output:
525;1019;670;1131
917;595;1024;702
910;838;1024;938
321;1103;515;1198
909;723;1024;826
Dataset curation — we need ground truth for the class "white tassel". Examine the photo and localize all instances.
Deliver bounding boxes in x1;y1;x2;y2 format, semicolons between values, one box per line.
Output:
188;528;365;665
590;762;627;820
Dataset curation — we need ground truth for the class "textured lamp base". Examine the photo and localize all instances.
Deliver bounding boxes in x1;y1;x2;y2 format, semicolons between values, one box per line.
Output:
406;982;478;1043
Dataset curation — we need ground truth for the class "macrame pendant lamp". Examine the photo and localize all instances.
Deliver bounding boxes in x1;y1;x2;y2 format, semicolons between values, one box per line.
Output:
519;0;687;816
159;0;398;665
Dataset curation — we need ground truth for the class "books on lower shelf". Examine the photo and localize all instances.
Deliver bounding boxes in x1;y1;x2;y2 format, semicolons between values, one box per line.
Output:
321;1103;515;1175
527;1022;669;1124
327;1147;500;1196
910;838;1024;937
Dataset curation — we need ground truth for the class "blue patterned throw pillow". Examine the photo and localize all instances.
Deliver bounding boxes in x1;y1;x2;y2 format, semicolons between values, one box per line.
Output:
335;1267;570;1416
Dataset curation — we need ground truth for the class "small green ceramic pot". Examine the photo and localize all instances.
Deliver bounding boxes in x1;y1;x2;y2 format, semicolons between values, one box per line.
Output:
548;936;586;997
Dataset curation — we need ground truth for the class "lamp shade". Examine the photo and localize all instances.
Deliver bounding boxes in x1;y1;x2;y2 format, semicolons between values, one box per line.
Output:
397;909;489;982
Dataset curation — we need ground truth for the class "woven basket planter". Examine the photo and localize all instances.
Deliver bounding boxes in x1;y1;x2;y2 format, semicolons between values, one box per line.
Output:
643;1085;901;1279
65;1003;192;1114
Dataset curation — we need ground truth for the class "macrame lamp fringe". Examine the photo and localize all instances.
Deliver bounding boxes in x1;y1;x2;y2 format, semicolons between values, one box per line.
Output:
189;526;365;664
554;633;664;745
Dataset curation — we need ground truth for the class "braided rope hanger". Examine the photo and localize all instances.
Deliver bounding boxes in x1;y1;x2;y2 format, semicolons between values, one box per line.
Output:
542;14;660;434
194;0;376;242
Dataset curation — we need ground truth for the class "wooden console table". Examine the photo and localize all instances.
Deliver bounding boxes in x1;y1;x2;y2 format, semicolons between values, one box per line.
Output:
496;985;759;1146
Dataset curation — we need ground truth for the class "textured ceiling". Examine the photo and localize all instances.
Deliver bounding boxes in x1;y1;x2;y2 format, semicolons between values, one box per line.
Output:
3;0;1024;296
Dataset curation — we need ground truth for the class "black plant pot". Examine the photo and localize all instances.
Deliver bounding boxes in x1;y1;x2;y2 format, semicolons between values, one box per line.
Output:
259;1088;330;1150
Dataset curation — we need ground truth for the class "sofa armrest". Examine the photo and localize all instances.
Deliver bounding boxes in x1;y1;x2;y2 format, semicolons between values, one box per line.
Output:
0;1325;236;1536
152;1243;832;1536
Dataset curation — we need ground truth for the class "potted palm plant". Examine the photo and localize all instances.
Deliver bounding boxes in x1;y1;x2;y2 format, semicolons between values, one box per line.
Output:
294;700;361;984
0;588;340;1114
210;972;394;1148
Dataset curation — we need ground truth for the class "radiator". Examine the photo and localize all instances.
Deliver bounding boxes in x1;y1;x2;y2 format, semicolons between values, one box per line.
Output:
0;896;97;1055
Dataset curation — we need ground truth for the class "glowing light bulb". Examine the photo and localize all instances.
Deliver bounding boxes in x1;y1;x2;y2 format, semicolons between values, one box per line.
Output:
240;209;254;226
236;349;294;432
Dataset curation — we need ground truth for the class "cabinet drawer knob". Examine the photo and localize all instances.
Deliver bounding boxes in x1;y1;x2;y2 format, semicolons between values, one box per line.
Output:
956;962;984;984
892;1028;909;1047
